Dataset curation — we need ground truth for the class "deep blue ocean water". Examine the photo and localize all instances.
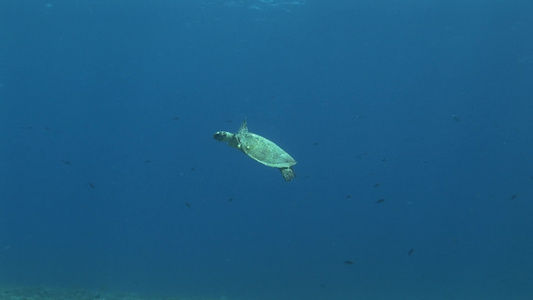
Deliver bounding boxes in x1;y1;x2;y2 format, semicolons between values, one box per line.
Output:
1;0;532;299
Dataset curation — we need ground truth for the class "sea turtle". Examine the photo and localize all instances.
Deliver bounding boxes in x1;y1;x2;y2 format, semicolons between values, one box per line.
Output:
213;119;297;181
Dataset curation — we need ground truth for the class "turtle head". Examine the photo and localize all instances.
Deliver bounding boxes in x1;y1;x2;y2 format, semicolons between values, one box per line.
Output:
214;131;240;149
213;131;230;141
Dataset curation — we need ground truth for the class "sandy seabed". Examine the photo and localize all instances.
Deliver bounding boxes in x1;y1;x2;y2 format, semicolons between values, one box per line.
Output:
0;285;217;300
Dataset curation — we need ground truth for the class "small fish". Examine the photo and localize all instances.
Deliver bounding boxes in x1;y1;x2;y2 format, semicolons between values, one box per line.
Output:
228;198;234;202
172;117;180;120
313;142;319;146
346;195;352;199
343;260;354;265
511;194;518;200
185;202;191;208
356;152;368;158
374;183;381;188
376;198;385;204
62;160;71;165
452;114;461;122
89;183;95;189
408;249;415;256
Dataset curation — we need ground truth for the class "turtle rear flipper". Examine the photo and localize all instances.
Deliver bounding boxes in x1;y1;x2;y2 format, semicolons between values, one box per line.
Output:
280;167;295;181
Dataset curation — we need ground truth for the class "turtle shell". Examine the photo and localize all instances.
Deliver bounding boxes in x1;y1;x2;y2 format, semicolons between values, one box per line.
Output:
237;132;296;168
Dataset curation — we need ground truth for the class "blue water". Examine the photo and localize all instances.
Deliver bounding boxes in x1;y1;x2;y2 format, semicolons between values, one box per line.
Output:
1;0;532;299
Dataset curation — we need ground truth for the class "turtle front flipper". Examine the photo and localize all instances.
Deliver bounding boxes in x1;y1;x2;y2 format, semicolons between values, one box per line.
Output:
279;167;296;181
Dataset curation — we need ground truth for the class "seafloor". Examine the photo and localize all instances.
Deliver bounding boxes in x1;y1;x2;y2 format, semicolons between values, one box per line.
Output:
0;285;217;300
